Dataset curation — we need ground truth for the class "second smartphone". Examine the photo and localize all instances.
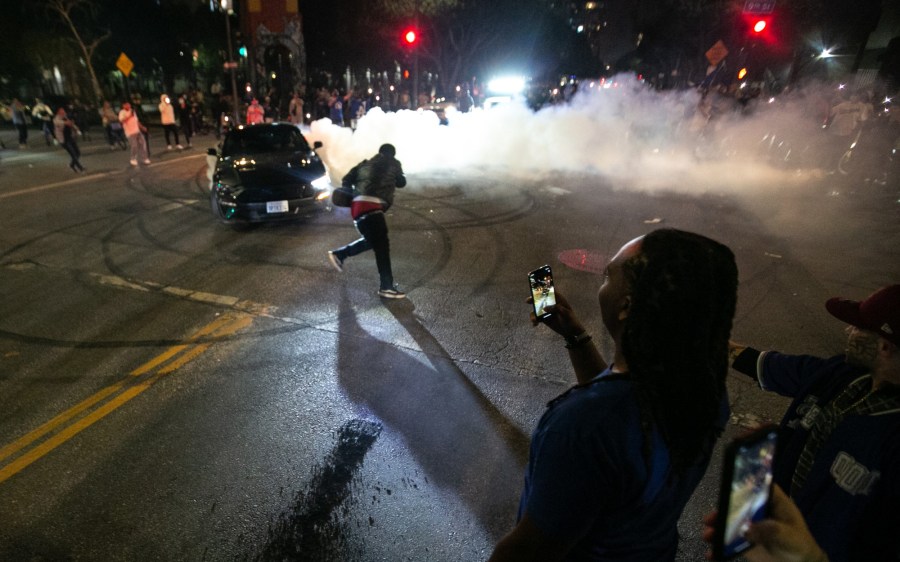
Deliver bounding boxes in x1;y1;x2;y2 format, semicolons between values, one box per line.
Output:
712;425;779;560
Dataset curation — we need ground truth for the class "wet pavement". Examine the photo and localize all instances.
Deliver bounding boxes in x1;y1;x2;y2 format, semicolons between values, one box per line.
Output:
0;124;898;560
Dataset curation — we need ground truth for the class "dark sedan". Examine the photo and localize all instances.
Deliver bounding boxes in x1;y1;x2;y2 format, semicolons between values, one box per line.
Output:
207;123;331;226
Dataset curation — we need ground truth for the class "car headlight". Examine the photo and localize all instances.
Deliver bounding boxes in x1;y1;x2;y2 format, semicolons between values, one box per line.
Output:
311;175;331;191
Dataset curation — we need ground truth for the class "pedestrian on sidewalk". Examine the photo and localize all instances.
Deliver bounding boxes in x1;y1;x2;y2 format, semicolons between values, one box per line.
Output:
246;98;264;125
69;99;91;142
118;101;150;166
288;91;304;126
99;101;125;150
53;107;84;173
130;94;152;157
176;95;193;148
158;94;182;150
32;98;55;146
327;143;407;299
328;90;344;127
11;98;28;148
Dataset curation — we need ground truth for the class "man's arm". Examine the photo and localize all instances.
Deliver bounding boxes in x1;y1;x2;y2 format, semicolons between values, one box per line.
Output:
729;340;764;384
534;291;608;385
394;162;406;188
341;162;362;189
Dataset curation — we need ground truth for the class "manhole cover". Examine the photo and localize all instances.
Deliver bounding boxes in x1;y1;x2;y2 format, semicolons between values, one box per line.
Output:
557;249;606;274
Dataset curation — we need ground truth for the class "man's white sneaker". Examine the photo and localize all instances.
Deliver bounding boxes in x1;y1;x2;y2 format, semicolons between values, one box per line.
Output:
167;145;173;150
378;288;406;299
130;159;138;166
143;159;151;165
176;144;184;150
327;251;344;272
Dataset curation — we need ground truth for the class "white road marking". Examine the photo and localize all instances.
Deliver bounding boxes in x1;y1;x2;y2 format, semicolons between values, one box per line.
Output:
0;154;205;200
4;261;278;318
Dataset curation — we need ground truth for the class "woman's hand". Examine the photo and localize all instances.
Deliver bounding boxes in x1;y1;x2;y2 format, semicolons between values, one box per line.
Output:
527;290;586;341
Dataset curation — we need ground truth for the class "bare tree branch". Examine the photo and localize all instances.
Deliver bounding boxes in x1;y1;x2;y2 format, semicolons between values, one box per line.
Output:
42;0;108;101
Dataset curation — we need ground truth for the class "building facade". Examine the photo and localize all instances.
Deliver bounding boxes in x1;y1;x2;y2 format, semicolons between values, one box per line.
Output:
239;0;308;106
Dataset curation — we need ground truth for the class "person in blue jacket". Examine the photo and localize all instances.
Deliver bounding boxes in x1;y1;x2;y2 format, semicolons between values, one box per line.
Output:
491;228;738;561
728;284;900;561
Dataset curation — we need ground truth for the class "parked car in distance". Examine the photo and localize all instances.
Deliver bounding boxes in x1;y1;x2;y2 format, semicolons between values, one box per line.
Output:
207;123;331;227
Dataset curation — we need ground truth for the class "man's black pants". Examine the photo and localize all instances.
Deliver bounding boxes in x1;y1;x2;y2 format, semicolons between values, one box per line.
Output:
163;124;180;146
337;211;394;291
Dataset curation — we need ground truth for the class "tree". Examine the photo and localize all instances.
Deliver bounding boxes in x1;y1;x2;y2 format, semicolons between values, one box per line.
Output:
41;0;109;102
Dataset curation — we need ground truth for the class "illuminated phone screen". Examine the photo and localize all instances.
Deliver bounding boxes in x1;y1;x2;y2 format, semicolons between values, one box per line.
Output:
529;266;556;319
717;428;778;559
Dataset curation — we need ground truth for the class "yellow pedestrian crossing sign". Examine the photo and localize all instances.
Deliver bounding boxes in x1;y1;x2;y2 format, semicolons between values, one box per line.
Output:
705;40;729;67
116;52;134;77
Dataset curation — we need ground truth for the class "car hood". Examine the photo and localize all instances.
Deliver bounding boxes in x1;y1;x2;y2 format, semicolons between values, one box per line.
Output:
219;151;326;187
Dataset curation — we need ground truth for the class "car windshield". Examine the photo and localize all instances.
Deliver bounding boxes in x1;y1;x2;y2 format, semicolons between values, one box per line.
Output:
222;126;311;157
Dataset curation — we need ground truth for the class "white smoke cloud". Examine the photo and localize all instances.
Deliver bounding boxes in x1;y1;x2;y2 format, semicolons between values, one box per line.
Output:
304;75;867;195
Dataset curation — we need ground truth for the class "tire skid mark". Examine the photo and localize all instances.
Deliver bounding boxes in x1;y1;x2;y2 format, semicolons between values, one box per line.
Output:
253;419;382;562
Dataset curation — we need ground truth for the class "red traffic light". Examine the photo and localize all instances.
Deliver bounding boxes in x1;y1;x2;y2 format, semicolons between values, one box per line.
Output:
752;19;767;33
403;29;417;45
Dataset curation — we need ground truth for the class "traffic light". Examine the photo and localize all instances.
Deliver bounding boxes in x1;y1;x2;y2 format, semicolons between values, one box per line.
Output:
403;29;417;45
746;16;771;36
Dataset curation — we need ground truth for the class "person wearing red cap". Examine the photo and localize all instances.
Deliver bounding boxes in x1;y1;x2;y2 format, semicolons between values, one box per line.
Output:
728;284;900;562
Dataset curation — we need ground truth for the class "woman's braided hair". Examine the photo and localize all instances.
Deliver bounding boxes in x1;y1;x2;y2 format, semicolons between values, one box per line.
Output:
620;229;738;475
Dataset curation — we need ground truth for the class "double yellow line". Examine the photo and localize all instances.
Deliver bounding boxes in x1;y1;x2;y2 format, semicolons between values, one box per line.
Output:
0;313;252;485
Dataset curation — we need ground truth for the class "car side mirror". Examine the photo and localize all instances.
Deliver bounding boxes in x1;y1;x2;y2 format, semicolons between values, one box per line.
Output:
207;148;217;157
313;141;323;149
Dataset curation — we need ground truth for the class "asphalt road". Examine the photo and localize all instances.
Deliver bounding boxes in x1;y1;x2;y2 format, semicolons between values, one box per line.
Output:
0;129;898;561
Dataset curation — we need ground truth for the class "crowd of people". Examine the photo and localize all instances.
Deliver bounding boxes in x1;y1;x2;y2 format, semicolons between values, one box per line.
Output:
0;88;230;170
0;78;471;166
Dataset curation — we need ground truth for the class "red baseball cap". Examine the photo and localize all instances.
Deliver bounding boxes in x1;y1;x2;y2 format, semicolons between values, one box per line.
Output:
826;285;900;346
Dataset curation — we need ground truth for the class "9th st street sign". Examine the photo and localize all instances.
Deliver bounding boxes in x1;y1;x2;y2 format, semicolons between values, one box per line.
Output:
743;0;775;14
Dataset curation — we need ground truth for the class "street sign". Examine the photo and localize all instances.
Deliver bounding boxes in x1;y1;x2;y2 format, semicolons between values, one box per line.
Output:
743;0;775;14
116;52;134;77
223;61;238;69
705;40;729;67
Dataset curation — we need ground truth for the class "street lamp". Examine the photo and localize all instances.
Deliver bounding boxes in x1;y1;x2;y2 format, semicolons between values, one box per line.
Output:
221;0;241;125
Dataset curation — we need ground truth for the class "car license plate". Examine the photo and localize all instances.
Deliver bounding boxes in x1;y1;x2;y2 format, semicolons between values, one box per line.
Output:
266;200;288;213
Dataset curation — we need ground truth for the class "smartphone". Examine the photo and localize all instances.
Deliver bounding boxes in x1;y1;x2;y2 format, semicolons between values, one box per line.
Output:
712;425;779;561
528;265;557;320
